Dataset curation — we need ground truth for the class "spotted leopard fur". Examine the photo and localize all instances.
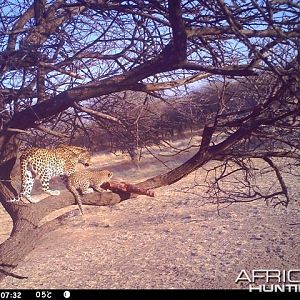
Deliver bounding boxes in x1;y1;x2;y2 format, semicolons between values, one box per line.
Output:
9;145;91;203
67;169;113;214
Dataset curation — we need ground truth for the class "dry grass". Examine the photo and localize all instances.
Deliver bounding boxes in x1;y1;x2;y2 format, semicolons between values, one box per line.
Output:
1;138;300;289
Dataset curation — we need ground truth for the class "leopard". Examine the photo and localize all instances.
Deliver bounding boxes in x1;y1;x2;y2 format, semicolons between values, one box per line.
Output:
67;169;113;215
9;145;91;203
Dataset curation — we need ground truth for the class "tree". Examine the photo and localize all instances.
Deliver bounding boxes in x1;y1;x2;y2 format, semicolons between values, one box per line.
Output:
0;0;299;280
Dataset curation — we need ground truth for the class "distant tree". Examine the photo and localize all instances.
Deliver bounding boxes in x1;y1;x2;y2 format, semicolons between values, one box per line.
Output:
0;0;299;280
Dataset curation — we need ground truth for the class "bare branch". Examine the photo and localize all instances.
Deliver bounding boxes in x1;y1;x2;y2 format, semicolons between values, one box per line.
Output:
40;62;84;79
181;62;258;76
35;125;69;138
0;128;32;135
263;157;290;206
0;268;28;279
134;72;212;91
73;102;122;124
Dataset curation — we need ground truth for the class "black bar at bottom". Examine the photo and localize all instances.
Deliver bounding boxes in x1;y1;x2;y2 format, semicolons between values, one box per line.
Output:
0;289;294;300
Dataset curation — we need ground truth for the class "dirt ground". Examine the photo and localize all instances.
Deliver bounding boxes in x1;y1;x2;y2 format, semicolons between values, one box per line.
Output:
0;143;300;289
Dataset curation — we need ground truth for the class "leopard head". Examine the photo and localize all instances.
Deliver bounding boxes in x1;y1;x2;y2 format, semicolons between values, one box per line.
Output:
99;170;113;182
58;145;91;166
78;150;92;166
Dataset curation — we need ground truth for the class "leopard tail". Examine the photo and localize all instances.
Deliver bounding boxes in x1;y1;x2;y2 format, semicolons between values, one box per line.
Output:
68;185;84;215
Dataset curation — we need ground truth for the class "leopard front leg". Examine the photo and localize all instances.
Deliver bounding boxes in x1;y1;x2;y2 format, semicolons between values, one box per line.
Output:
92;182;105;193
40;173;60;196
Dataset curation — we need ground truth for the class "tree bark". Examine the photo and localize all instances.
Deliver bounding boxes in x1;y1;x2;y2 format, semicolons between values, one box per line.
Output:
0;184;127;281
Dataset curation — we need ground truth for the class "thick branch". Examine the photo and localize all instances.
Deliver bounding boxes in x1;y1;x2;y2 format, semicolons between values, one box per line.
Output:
6;4;34;51
23;1;86;48
168;0;187;60
137;120;257;190
186;27;300;40
6;75;128;131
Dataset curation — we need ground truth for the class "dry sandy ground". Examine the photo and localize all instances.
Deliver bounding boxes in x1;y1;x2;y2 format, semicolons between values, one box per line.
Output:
0;141;300;289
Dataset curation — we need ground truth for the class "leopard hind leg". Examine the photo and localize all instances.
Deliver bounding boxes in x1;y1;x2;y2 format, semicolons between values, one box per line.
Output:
40;173;60;196
91;182;105;193
11;158;36;203
20;170;36;203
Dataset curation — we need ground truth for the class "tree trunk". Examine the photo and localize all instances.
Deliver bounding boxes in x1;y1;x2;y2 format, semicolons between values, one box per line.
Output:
0;183;127;281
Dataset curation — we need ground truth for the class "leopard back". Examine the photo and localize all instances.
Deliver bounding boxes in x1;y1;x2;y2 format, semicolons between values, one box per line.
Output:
67;169;113;215
68;169;113;189
14;145;91;203
20;146;91;178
